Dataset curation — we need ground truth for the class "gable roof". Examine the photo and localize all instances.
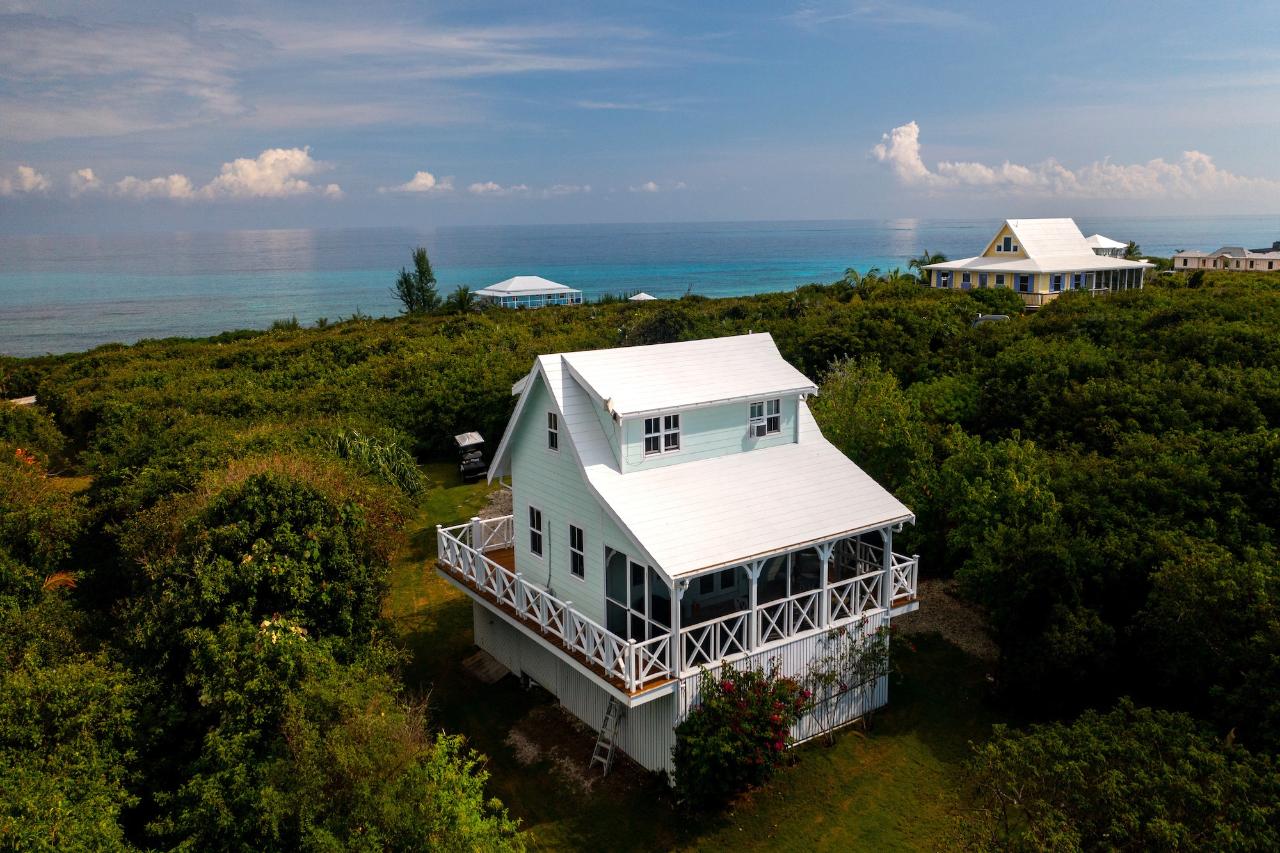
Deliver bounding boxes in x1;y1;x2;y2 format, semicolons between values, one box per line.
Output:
475;275;580;296
929;218;1152;274
562;333;816;418
488;336;913;579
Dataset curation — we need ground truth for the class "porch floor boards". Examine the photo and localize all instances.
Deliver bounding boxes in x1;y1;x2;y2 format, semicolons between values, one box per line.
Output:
437;548;674;698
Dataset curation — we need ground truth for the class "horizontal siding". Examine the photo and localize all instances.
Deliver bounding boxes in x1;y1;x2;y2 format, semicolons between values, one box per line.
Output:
621;397;797;472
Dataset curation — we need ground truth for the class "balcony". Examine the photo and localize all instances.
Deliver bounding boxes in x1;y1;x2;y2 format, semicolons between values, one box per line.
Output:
435;515;918;697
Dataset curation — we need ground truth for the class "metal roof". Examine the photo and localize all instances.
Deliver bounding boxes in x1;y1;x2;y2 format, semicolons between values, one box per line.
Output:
925;254;1152;274
629;292;658;301
475;275;581;296
1085;234;1127;249
488;336;912;579
562;333;816;417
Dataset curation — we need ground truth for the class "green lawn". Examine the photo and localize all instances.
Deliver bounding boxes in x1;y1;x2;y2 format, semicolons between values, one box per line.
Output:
385;464;1000;851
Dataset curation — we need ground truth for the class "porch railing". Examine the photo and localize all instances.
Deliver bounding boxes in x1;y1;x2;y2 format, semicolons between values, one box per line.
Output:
436;517;668;692
890;552;919;604
758;589;820;644
683;610;749;669
828;569;882;623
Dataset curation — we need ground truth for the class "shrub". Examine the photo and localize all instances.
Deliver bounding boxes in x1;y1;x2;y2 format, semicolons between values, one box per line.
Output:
671;662;808;808
963;699;1280;852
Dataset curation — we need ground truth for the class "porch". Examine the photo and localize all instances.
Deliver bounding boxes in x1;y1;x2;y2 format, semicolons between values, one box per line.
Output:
435;515;919;696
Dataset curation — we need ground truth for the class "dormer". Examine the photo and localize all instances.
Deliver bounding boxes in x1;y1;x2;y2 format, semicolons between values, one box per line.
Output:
982;222;1026;259
559;334;816;473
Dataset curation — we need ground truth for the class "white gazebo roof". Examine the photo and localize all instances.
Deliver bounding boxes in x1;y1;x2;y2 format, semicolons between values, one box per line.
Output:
475;275;580;297
629;292;658;301
1086;234;1128;250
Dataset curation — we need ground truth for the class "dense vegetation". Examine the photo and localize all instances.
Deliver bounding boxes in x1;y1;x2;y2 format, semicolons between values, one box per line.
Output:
2;267;1279;848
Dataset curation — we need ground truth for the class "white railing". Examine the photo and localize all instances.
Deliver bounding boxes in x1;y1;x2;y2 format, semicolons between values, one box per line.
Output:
758;589;820;645
682;610;749;669
891;553;919;603
828;569;883;623
436;517;668;691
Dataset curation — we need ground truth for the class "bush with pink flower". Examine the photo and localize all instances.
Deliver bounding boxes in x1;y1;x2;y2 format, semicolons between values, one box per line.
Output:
671;661;809;808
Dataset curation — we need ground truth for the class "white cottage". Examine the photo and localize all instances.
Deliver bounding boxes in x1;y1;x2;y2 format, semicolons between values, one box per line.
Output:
434;334;920;776
474;275;584;308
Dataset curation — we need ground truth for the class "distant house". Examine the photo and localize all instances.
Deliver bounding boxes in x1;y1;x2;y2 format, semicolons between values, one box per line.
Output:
1085;233;1128;258
1172;242;1280;272
435;333;919;776
628;292;658;301
924;218;1152;308
475;276;584;308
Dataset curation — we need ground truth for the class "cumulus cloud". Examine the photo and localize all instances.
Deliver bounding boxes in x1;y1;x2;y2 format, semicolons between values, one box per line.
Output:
114;173;196;199
201;147;332;198
0;164;50;195
872;120;1280;199
111;147;342;201
630;180;659;193
67;167;101;195
545;183;590;196
380;170;454;193
467;181;529;196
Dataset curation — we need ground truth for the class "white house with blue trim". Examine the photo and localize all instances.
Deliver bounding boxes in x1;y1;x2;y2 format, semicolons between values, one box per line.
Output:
434;333;920;775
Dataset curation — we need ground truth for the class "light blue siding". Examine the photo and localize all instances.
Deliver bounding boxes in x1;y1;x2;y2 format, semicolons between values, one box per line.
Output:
509;375;652;626
621;396;798;472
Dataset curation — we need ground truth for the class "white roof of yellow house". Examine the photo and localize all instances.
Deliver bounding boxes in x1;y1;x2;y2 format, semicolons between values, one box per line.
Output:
488;334;913;578
926;218;1152;274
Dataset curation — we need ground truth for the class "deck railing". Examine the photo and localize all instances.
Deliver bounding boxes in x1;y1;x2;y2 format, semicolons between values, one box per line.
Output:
683;610;749;669
828;569;883;623
437;517;668;691
890;552;919;604
758;589;820;644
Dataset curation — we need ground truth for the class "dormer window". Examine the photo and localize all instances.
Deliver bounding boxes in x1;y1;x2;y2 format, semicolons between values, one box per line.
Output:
749;399;781;437
998;236;1017;253
547;412;559;451
644;414;680;455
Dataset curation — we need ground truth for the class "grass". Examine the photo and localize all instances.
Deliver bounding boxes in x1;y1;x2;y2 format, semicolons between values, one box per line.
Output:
384;464;1002;851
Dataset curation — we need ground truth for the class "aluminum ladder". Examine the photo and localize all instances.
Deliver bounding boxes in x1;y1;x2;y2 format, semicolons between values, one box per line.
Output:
590;698;625;776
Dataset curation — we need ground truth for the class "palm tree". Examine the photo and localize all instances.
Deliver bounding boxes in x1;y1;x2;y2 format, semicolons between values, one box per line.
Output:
908;250;947;284
1124;240;1141;260
841;266;883;287
444;285;477;313
884;267;914;286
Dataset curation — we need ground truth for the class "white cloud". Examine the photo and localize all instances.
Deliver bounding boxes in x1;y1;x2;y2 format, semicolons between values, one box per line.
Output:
467;181;529;196
201;147;331;198
111;147;341;201
114;174;196;200
630;180;660;193
67;167;100;195
872;120;1280;199
545;183;591;196
0;164;50;195
381;170;454;194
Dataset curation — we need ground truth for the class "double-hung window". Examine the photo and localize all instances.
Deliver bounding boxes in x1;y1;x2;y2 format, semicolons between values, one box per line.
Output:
1051;274;1064;292
1017;274;1032;293
995;274;1005;286
528;506;543;557
568;524;584;579
1072;273;1084;290
547;412;559;451
643;414;681;455
749;399;781;437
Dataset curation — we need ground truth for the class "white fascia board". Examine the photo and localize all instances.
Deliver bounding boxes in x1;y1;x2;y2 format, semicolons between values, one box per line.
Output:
617;386;818;421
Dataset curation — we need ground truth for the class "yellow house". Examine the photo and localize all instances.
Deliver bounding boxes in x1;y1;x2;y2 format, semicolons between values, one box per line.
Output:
924;218;1152;308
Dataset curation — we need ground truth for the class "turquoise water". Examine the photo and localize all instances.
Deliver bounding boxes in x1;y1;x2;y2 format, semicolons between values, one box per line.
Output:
2;217;1277;356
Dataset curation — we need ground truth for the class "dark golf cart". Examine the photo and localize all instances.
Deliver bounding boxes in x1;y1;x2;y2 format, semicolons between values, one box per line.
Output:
455;431;488;482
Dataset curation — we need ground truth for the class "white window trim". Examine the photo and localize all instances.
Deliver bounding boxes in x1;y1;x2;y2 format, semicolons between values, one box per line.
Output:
547;411;559;452
568;523;585;581
749;399;782;437
643;413;681;456
528;505;544;558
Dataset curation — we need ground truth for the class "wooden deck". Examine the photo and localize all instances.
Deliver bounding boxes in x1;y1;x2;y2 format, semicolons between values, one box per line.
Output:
437;548;674;699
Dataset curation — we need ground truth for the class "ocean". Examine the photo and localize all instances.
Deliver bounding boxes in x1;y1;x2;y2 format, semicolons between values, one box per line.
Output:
2;216;1277;357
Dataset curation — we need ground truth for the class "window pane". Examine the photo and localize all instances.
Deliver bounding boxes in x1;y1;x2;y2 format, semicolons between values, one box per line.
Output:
665;414;679;430
699;575;714;595
767;399;780;415
605;548;628;601
607;601;627;636
644;435;660;454
750;401;763;419
664;432;679;450
630;561;646;610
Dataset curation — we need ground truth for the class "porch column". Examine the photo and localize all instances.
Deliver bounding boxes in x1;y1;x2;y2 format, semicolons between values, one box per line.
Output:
469;516;483;550
669;579;687;678
817;542;835;628
746;560;764;651
878;526;894;611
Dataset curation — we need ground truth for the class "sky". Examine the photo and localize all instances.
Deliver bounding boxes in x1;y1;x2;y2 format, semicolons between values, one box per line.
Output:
1;0;1279;234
